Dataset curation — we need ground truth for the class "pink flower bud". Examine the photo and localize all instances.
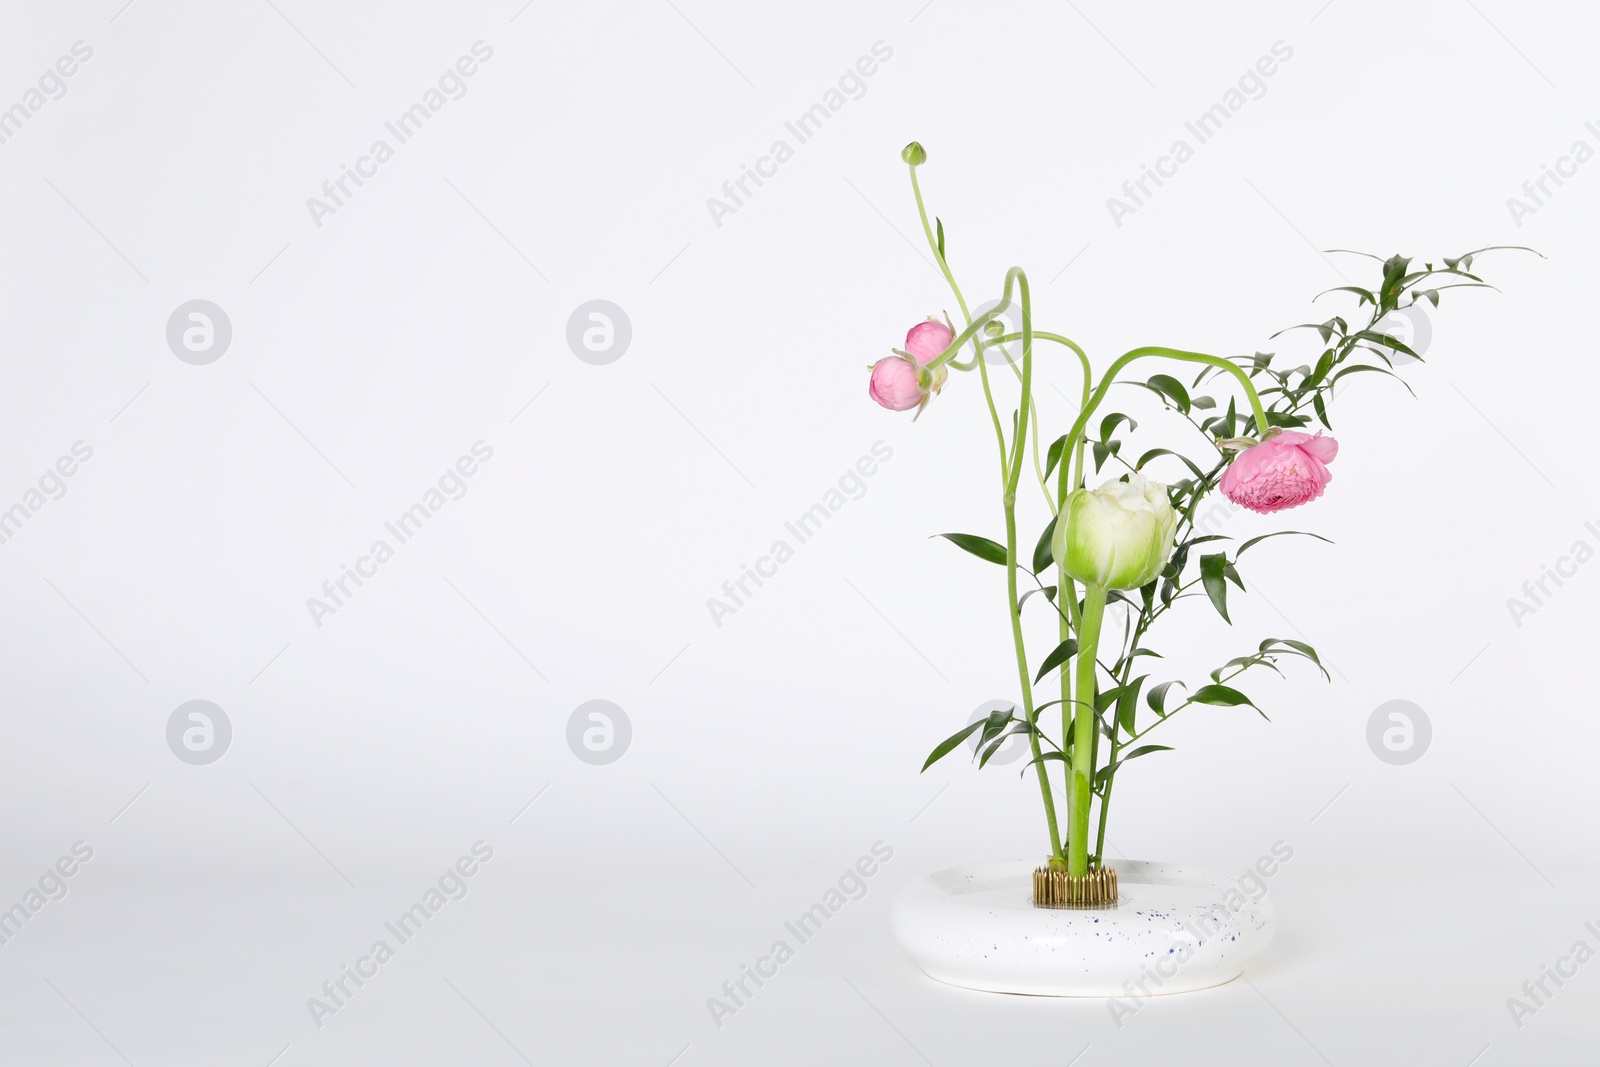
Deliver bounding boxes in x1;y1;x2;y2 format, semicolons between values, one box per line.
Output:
1219;431;1339;513
869;318;955;415
869;355;924;411
903;319;954;363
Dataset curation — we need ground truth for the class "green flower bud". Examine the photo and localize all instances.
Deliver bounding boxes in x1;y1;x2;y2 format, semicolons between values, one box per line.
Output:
901;141;927;166
1053;473;1176;591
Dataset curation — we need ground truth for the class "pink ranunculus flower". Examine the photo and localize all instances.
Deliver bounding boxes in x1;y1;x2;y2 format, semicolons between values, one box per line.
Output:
868;355;924;411
869;317;954;415
903;318;954;363
1219;430;1339;514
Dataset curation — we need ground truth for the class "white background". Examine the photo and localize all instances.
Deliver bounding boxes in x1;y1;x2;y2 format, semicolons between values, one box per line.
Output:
1;0;1596;1063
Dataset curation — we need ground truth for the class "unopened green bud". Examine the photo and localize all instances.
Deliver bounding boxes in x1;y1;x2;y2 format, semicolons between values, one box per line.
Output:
901;141;927;166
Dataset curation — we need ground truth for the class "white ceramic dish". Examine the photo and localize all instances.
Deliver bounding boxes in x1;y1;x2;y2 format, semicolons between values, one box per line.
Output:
890;859;1277;997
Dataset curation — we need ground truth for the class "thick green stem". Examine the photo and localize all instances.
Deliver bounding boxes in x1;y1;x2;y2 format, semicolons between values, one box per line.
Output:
1051;359;1092;844
1068;584;1107;876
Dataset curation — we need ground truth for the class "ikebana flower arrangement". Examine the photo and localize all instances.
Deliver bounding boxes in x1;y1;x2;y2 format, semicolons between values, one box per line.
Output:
878;142;1532;996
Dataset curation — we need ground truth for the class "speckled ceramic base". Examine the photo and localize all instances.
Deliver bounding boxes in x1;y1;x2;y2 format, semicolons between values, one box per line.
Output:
890;859;1276;997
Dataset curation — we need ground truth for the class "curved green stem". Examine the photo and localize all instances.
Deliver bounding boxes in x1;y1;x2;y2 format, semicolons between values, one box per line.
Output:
909;166;974;338
1065;347;1271;453
908;165;1007;480
985;331;1093;399
989;331;1097;824
999;268;1063;860
982;331;1092;513
918;272;1029;373
907;164;1061;861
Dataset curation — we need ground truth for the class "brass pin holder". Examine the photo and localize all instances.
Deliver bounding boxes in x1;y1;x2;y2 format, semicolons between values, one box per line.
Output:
1032;864;1118;908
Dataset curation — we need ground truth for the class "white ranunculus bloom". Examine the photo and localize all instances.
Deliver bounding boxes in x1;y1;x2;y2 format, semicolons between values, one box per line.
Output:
1053;472;1177;590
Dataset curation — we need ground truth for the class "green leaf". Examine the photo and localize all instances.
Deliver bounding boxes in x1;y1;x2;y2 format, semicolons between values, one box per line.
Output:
1033;515;1058;573
1237;530;1333;555
1147;679;1185;717
1379;254;1412;309
1351;328;1420;360
1034;638;1080;683
1100;412;1137;440
1199;552;1231;624
1304;349;1336;389
1313;391;1331;430
979;723;1030;768
1018;584;1057;611
1144;373;1191;414
935;532;1008;566
1095;744;1174;788
922;719;985;772
1314;285;1377;306
1270;319;1346;343
1168;533;1230;578
1270;636;1317;656
1116;675;1148;736
1261;637;1330;681
1020;751;1071;775
974;707;1015;748
935;217;945;260
1191;684;1256;709
1325;248;1386;262
1092;440;1120;473
1329;361;1416;396
1044;435;1067;479
1134;447;1207;480
1212;654;1280;682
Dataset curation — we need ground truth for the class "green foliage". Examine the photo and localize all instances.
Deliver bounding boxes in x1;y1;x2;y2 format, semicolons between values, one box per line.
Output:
1034;638;1080;684
935;532;1007;566
1033;514;1058;572
915;234;1531;866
